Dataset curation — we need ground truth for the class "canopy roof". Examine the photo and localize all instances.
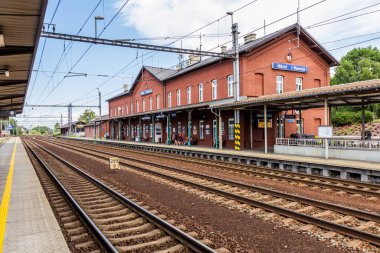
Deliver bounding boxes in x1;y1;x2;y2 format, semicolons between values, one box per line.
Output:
0;0;47;116
213;79;380;110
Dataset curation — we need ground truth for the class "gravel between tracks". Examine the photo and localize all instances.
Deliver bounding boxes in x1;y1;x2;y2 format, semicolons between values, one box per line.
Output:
37;140;349;253
81;143;380;214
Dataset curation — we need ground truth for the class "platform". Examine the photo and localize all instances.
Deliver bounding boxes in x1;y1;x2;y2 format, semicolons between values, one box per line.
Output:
0;137;69;253
63;137;380;183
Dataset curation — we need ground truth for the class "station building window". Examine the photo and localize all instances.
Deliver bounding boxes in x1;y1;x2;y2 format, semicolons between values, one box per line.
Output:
227;75;234;97
228;118;234;140
199;83;203;102
177;89;181;106
199;120;204;140
187;86;191;104
136;100;139;113
296;77;303;91
126;104;129;114
168;92;172;108
156;95;160;109
276;76;284;94
178;122;182;134
142;98;146;112
149;97;152;111
211;79;217;100
130;101;133;114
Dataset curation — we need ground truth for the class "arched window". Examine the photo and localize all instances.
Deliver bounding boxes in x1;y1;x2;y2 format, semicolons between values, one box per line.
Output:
149;97;152;111
142;98;146;112
211;79;217;100
126;104;129;114
156;95;160;109
187;86;191;104
168;92;172;108
136;100;139;113
198;83;203;102
130;101;133;114
176;89;181;106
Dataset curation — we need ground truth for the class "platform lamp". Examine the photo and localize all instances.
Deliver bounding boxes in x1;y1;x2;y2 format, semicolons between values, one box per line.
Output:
94;16;104;38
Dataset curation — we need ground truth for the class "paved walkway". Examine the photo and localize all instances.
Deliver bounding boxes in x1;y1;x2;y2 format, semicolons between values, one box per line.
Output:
0;138;69;253
66;137;380;172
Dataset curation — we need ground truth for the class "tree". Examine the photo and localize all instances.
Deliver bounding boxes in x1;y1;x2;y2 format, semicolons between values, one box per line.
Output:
331;46;380;119
79;109;96;123
30;126;52;135
331;46;380;85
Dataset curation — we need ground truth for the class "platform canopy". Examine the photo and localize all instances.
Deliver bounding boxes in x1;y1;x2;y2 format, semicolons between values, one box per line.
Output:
212;79;380;111
0;0;47;117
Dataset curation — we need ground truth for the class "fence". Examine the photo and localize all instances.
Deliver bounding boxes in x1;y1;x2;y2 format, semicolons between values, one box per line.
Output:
276;138;380;151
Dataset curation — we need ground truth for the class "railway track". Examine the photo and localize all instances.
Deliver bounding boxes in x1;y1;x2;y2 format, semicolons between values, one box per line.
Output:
36;137;380;248
23;138;218;253
51;137;380;199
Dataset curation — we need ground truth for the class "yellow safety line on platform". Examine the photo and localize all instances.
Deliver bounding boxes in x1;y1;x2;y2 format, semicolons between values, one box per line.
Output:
0;139;17;253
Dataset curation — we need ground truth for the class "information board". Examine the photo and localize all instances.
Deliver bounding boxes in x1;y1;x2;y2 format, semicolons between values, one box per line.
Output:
318;126;333;138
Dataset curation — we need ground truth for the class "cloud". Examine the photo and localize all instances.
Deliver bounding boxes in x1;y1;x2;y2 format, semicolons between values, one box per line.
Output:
117;0;380;59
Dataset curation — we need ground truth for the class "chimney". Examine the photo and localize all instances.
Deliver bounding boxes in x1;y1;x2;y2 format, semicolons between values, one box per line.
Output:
221;45;227;53
244;33;256;44
123;84;129;91
188;54;200;66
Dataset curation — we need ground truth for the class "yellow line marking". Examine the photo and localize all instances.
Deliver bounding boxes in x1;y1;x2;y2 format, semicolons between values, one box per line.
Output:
0;139;17;253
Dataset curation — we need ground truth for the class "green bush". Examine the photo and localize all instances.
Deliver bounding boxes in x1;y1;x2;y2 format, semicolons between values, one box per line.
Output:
332;110;374;126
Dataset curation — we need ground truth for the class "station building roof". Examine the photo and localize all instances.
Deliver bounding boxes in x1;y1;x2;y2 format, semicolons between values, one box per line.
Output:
212;79;380;111
0;0;47;117
107;23;339;103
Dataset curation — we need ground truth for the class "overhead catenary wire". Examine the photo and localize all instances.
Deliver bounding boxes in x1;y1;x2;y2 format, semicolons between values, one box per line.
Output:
26;0;62;103
39;0;131;104
33;0;104;104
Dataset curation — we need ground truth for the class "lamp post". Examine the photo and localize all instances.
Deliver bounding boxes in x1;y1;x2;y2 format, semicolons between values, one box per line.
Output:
95;16;104;38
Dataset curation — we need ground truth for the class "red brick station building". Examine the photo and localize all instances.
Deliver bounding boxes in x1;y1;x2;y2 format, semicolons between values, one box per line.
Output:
85;24;339;150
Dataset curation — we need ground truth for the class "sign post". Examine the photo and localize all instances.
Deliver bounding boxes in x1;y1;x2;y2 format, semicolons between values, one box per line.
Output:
109;157;120;170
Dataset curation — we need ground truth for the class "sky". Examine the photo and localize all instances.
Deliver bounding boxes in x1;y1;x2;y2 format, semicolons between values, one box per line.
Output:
15;0;380;129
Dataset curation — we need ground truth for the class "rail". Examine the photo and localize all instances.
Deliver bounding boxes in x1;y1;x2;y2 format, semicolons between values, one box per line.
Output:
276;138;380;150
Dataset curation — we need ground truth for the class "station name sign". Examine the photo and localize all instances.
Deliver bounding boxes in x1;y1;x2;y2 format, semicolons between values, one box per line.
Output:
140;89;153;96
272;62;308;73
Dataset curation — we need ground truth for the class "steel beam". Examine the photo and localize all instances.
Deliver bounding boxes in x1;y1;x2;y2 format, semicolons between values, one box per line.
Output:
41;32;234;58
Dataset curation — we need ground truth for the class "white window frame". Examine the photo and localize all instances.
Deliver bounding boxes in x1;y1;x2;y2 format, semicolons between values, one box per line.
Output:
227;75;234;97
126;104;129;114
199;83;203;102
187;86;191;104
211;79;217;100
130;102;133;114
228;118;234;140
199;120;204;140
136;100;139;113
276;76;284;94
149;97;152;111
156;95;160;109
296;77;303;91
142;98;146;112
176;89;181;106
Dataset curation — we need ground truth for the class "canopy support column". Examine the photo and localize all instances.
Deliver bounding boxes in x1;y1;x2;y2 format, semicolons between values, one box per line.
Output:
361;99;366;140
264;104;268;154
218;110;223;150
152;115;155;143
188;110;192;146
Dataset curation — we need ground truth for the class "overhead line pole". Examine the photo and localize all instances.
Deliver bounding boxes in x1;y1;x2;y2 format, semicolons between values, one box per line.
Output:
26;104;99;135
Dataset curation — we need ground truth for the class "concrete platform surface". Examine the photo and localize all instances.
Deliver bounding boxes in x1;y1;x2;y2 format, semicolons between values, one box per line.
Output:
65;137;380;172
0;137;69;253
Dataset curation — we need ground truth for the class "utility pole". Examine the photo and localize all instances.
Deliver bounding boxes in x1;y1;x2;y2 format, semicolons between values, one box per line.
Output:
68;103;72;135
97;88;102;138
227;11;241;151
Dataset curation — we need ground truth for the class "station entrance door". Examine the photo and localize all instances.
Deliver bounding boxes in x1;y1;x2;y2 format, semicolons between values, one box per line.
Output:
155;123;162;143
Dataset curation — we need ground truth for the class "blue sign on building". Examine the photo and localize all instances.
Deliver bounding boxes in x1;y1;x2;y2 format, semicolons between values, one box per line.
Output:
140;89;153;96
272;62;308;73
